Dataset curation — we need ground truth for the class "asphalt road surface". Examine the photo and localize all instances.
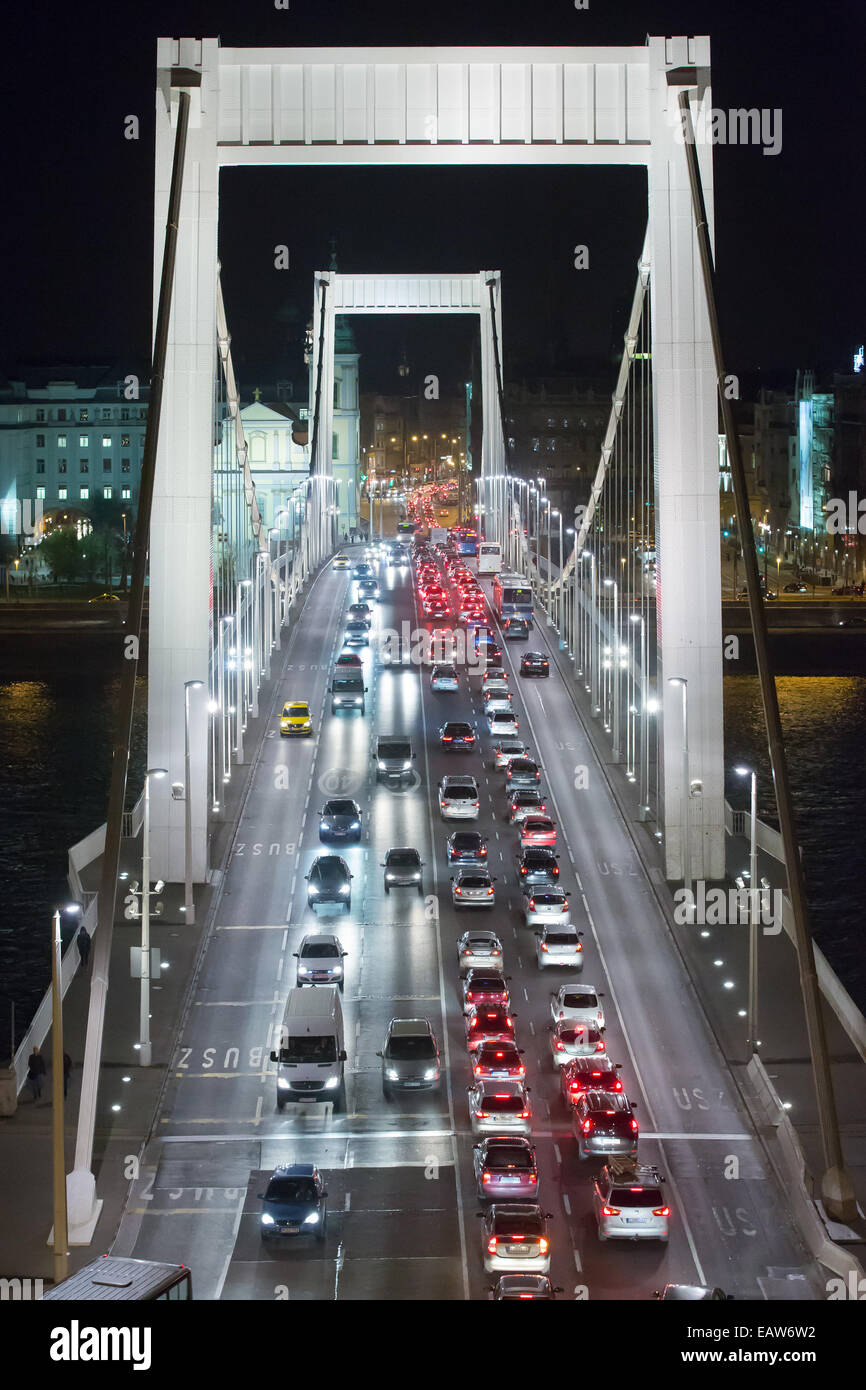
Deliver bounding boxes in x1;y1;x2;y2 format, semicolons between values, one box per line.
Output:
114;547;823;1302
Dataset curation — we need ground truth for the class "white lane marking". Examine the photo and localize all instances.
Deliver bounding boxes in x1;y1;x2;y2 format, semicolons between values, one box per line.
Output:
553;1144;562;1164
254;1095;263;1125
529;1020;535;1037
212;1187;248;1301
344;1191;351;1211
562;1193;571;1215
573;1249;582;1273
523;987;529;1001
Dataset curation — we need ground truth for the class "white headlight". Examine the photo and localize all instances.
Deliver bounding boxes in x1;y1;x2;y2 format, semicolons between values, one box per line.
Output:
321;823;331;831
261;1212;275;1225
277;1078;290;1089
423;1069;438;1081
303;1211;320;1225
339;884;350;895
385;1069;399;1081
298;966;309;974
402;760;412;770
378;760;387;770
324;1075;339;1089
350;821;360;829
308;885;319;895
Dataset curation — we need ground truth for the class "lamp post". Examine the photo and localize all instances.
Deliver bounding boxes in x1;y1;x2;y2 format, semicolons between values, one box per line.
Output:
604;578;620;758
217;615;232;796
183;681;204;924
51;902;81;1283
544;498;553;623
235;578;251;759
140;769;167;1067
582;551;597;709
668;679;690;908
735;765;760;1059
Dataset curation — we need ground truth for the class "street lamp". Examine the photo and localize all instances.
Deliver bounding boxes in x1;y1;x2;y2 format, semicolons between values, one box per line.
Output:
735;764;759;1059
51;901;81;1282
140;769;167;1067
603;578;620;757
183;681;204;924
668;679;690;907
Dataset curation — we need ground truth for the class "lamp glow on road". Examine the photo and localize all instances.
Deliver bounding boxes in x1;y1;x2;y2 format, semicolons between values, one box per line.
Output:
700;930;710;938
723;981;735;990
111;1104;122;1112
646;698;660;713
738;1009;747;1017
713;959;723;967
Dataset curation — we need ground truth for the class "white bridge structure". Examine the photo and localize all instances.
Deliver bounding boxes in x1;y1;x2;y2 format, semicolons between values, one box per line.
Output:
149;34;723;909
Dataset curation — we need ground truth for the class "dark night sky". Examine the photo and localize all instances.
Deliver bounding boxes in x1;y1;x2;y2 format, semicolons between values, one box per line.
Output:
3;0;864;396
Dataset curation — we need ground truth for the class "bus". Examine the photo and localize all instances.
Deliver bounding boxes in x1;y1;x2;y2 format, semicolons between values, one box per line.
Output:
477;542;502;575
397;520;416;536
43;1256;192;1301
493;572;533;623
453;526;478;557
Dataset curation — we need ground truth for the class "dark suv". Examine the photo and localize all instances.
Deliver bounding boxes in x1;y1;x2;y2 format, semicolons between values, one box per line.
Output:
377;1018;441;1096
573;1090;638;1160
305;855;353;912
258;1163;328;1243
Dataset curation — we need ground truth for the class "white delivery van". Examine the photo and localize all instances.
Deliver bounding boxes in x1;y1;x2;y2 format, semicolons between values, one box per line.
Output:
270;986;346;1109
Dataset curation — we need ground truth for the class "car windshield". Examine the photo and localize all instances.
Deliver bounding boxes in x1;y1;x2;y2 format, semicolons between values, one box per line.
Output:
565;992;597;1008
447;724;472;735
493;1212;542;1236
433;666;456;677
459;877;490;889
281;1035;337;1063
332;678;362;691
487;1146;532;1170
325;801;356;816
386;1035;436;1060
445;787;475;800
379;742;410;759
487;1095;525;1113
267;1178;317;1202
469;977;505;991
610;1188;663;1207
452;835;481;850
301;941;339;958
511;761;535;772
313;862;347;881
388;851;419;866
544;931;575;944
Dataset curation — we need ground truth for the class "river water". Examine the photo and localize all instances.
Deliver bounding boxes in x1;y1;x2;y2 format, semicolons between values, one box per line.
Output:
0;662;862;1059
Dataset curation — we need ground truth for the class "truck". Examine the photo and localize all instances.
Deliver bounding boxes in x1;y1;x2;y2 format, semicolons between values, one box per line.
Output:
270;986;346;1109
331;674;367;713
430;527;449;547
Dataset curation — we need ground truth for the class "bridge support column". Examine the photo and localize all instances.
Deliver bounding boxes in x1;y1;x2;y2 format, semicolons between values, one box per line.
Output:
148;39;220;884
479;272;505;543
648;37;725;883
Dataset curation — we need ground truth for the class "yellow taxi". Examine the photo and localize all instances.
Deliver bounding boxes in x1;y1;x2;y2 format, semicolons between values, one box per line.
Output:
333;553;349;570
280;700;313;737
88;591;120;603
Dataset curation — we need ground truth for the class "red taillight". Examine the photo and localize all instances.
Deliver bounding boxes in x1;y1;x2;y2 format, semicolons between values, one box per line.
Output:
612;1079;622;1090
442;735;453;742
529;897;536;910
630;1119;639;1133
576;942;583;951
582;1119;593;1133
462;949;472;955
487;1236;497;1253
474;1065;482;1076
554;1039;564;1051
539;1237;549;1254
519;1110;529;1119
595;1039;606;1052
602;1205;620;1217
540;943;549;953
509;1234;525;1242
476;1111;489;1119
482;1172;493;1183
653;1206;670;1217
455;886;463;895
469;1013;477;1025
528;1173;537;1183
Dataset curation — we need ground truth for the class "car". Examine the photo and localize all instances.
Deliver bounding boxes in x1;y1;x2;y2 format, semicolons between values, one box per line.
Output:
440;720;475;750
507;790;547;824
492;738;530;770
520;651;549;677
377;1018;441;1096
524;890;572;930
88;591;120;603
457;928;503;973
465;610;491;630
468;1079;532;1136
312;785;364;838
481;669;509;691
487;710;520;737
560;1056;623;1106
535;923;583;967
451;869;496;909
489;1275;562;1300
483;694;514;718
305;855;353;912
549;1019;606;1066
357;578;380;602
574;1091;639;1160
426;604;451;623
380;636;414;668
280;700;313;737
343;620;369;646
472;1040;525;1081
838;616;866;627
551;984;606;1031
462;970;511;1012
447;830;488;865
502;617;530;640
474;1137;539;1200
458;603;486;624
466;1004;516;1051
438;775;480;820
654;1284;733;1301
782;581;807;593
477;643;503;670
516;848;560;884
335;650;363;670
520;816;556;848
480;1203;552;1274
381;847;424;894
431;663;459;691
505;758;541;789
347;602;372;626
352;562;372;578
293;934;347;990
593;1160;668;1241
375;736;416;783
258;1164;328;1243
439;508;449;517
426;633;459;666
332;553;349;569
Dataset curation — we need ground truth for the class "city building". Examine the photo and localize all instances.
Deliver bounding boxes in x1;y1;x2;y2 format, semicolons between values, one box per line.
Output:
501;378;608;518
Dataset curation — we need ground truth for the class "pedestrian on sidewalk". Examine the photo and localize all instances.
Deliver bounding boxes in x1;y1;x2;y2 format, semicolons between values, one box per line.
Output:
63;1051;72;1099
77;925;91;971
26;1047;46;1102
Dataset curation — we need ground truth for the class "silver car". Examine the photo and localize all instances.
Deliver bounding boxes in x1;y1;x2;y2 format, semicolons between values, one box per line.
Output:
484;695;514;717
593;1161;669;1242
487;711;520;738
535;925;583;969
469;1079;532;1136
452;869;496;909
438;776;480;820
293;934;347;990
523;888;571;929
507;790;546;825
474;1137;539;1201
377;1017;441;1096
548;1019;606;1066
481;1204;552;1274
550;984;606;1032
574;1090;639;1160
457;929;504;974
343;620;368;646
491;738;530;770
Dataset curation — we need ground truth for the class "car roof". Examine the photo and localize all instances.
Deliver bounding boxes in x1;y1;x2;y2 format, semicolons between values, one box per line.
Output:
273;1163;316;1178
442;775;477;787
388;1018;433;1036
477;1078;523;1095
300;934;343;947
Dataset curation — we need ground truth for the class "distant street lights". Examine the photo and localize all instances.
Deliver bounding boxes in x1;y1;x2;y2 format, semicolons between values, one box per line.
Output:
140;770;167;1067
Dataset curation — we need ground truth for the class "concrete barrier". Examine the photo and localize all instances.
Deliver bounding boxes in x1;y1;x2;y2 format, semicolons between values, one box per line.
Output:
746;1055;863;1284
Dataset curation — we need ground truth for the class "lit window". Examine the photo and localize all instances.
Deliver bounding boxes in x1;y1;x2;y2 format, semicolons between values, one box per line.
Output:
58;486;67;500
36;433;45;447
80;487;89;500
103;486;112;500
57;434;67;447
79;435;89;448
102;435;111;448
121;487;131;500
36;485;46;499
120;434;130;447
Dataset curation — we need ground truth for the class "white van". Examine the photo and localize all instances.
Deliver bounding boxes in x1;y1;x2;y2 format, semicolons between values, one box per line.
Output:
270;986;346;1109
